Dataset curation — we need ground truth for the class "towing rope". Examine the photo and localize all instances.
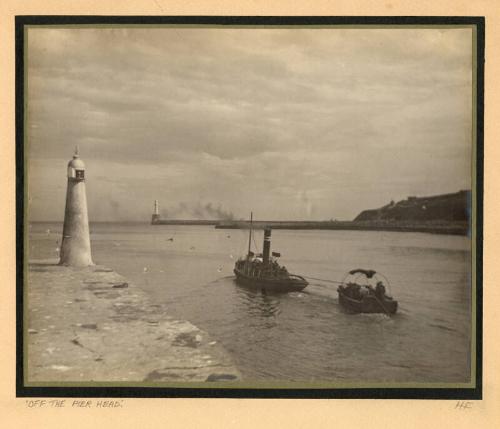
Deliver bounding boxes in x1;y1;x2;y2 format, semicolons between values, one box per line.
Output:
302;276;344;284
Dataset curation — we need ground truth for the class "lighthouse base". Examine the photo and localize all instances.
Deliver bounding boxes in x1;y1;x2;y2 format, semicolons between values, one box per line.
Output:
60;179;93;267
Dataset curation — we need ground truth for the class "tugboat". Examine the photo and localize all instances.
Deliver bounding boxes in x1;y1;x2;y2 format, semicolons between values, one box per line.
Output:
337;268;398;315
233;213;308;292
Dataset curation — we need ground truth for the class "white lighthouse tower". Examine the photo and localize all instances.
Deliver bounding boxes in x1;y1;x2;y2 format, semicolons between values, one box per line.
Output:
152;199;160;224
59;147;93;266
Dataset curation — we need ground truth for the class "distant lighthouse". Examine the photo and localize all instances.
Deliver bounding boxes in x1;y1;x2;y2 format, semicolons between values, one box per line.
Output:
152;199;160;224
59;147;93;266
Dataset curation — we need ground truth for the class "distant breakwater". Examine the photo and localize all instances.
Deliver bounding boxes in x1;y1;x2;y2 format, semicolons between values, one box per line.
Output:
152;219;219;226
151;219;468;235
214;220;469;235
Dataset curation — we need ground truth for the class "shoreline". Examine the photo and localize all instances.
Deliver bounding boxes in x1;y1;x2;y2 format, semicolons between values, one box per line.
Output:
26;260;240;383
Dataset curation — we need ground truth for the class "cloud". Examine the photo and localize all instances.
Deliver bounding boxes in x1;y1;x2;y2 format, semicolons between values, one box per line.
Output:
26;27;473;221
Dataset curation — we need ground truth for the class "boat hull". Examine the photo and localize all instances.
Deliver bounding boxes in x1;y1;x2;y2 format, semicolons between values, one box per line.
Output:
234;268;308;293
338;288;398;314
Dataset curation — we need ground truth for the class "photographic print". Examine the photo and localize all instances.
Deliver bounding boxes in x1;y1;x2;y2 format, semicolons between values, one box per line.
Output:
18;17;483;398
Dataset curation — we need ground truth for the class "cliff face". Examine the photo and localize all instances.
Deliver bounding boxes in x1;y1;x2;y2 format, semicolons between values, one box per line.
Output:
354;190;471;223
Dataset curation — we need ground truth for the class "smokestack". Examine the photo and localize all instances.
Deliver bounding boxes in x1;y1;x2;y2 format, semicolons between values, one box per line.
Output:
59;147;93;267
263;228;271;265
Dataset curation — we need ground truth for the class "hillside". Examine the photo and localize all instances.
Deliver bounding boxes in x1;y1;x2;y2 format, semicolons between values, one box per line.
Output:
354;190;471;223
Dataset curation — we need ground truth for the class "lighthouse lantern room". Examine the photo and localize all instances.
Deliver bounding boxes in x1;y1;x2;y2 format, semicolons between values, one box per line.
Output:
67;146;86;180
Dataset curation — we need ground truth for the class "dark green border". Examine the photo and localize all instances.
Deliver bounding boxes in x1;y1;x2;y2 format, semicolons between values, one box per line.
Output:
16;15;484;399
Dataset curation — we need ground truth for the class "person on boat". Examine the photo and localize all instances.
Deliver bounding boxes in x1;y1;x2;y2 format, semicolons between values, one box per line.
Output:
271;264;279;278
375;281;386;299
254;259;263;276
359;286;370;300
254;264;260;277
346;283;361;299
280;266;288;278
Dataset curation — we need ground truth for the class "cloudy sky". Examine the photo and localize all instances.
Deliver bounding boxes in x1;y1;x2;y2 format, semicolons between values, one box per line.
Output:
27;26;473;222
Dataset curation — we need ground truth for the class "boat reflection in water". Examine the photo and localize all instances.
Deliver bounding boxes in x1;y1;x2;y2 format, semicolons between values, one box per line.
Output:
233;213;308;293
233;284;282;329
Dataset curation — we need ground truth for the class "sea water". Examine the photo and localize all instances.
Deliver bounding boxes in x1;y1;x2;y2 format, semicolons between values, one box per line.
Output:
28;222;472;383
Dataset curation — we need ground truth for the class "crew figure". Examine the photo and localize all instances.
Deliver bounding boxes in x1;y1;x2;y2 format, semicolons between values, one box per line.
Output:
375;281;386;299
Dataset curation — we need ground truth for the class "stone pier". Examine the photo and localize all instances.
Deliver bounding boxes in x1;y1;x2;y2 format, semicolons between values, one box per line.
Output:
26;260;240;383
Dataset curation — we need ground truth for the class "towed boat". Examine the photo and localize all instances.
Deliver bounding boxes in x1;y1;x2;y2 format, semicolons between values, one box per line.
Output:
233;213;308;293
337;268;397;315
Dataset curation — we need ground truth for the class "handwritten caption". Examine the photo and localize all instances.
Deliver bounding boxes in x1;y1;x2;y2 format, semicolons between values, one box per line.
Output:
455;401;474;410
25;400;124;409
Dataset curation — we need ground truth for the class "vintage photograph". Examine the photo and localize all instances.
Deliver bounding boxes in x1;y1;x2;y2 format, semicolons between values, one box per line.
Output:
23;22;479;391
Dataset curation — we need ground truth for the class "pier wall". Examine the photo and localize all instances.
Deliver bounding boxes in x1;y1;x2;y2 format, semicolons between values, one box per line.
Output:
26;261;240;383
214;220;469;235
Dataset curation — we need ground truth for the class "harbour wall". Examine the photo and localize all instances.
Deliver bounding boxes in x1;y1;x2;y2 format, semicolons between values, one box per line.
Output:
26;260;240;383
151;219;468;235
151;219;219;226
214;220;469;235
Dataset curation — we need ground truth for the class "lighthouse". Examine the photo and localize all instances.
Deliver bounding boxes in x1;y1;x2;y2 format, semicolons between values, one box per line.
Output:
151;199;160;224
59;147;93;266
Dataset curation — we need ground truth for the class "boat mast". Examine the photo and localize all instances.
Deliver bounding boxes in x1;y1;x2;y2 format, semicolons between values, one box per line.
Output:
247;212;253;257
